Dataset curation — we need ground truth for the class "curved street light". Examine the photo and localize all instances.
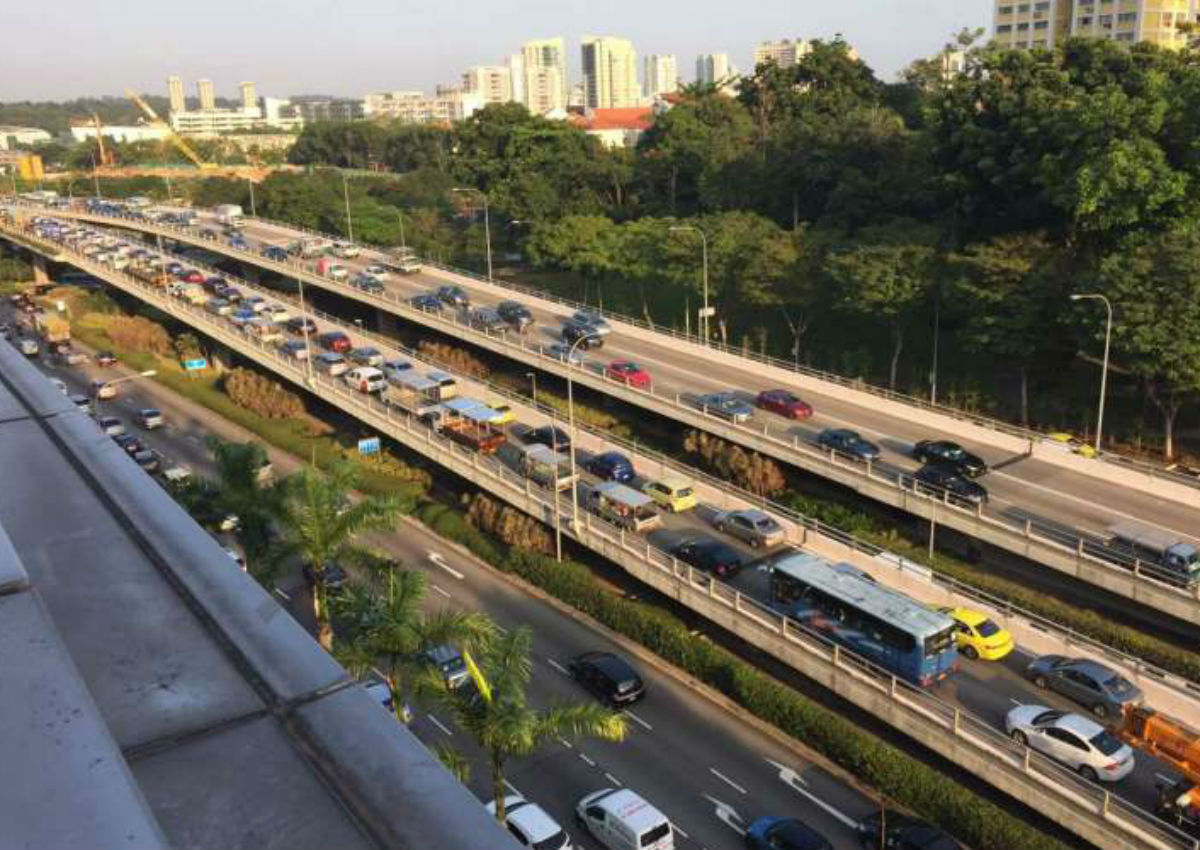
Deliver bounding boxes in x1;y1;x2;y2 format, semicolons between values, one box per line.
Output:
669;225;711;345
1070;293;1113;454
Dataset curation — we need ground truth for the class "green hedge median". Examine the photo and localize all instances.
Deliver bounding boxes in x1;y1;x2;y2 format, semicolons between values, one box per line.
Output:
416;502;1070;850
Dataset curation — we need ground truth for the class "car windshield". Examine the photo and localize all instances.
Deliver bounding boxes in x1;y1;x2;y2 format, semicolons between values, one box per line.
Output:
675;487;694;498
1033;709;1066;726
942;445;965;459
755;517;779;532
1089;730;1125;756
1102;673;1134;694
976;619;1002;638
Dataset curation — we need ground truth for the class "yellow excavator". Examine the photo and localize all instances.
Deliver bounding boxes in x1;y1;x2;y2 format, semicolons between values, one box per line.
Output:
124;89;217;170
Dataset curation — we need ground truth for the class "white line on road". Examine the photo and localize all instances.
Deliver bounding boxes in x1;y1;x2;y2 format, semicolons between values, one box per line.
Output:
709;768;747;795
504;779;522;796
779;779;859;829
546;658;570;675
578;753;596;767
1009;698;1024;706
427;551;464;580
430;583;452;599
426;714;453;736
272;587;291;602
558;736;573;749
623;709;653;732
1157;772;1179;785
672;823;690;840
604;772;623;786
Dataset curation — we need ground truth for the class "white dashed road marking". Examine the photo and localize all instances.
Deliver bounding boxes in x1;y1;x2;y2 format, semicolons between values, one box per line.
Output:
709;768;746;795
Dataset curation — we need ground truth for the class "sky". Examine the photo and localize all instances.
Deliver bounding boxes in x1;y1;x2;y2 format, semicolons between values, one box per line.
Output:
1;0;991;102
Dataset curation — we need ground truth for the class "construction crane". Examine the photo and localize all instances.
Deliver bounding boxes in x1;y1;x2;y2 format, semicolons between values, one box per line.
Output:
1117;706;1200;838
90;113;115;167
124;88;217;170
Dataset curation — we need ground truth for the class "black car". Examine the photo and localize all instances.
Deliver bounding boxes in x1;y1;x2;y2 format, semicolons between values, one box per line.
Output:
562;321;603;350
410;293;444;313
112;433;144;456
913;464;988;506
912;439;987;478
857;811;961;850
569;651;645;706
261;245;289;262
671;536;745;578
469;307;509;335
497;300;534;333
816;428;881;462
286;316;318;335
303;561;346;593
436;285;470;308
524;425;571;452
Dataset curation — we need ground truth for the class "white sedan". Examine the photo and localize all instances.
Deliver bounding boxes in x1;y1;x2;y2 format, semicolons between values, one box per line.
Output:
1005;705;1135;782
485;795;571;850
364;264;391;280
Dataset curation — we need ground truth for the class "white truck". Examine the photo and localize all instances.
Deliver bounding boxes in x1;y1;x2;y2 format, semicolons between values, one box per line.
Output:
214;204;244;226
1106;522;1200;585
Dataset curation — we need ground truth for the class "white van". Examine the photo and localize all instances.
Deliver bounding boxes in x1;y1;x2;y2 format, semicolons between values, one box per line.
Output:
344;366;387;394
575;788;673;850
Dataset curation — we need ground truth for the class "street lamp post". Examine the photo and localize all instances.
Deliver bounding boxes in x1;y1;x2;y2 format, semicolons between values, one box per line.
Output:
88;152;100;198
341;172;354;242
669;225;710;345
527;370;565;561
561;333;597;537
396;210;406;251
452;187;492;282
1070;293;1113;454
296;276;316;386
247;178;257;218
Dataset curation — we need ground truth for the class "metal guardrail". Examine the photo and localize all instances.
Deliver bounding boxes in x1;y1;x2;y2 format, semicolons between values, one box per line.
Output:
17;207;1200;627
103;233;1200;705
15;231;1195;850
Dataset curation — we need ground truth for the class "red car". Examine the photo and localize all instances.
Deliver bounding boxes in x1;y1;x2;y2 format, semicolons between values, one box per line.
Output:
318;331;352;353
183;270;205;284
605;359;652;389
756;388;813;419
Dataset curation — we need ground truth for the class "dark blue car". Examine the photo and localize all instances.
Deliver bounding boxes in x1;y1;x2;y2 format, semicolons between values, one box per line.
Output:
261;245;289;262
745;816;831;850
816;428;881;462
584;451;635;483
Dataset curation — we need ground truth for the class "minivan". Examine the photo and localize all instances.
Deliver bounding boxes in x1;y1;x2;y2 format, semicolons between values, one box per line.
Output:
576;788;673;850
344;366;387;394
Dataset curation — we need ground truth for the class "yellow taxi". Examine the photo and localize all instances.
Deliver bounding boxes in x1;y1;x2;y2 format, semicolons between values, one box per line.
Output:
641;476;697;513
1046;432;1098;458
939;606;1015;661
488;403;515;426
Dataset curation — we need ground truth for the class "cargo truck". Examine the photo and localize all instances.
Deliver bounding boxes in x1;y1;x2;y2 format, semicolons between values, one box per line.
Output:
586;481;662;532
34;313;70;344
1105;522;1200;585
214;204;244;226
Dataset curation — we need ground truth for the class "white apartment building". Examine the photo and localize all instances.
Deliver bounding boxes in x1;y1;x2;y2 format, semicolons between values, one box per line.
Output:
363;89;484;124
239;82;257;111
522;37;569;109
196;79;215;110
643;54;678;97
167;76;185;113
462;65;512;104
753;38;811;68
581;36;641;108
695;52;738;89
170;108;264;136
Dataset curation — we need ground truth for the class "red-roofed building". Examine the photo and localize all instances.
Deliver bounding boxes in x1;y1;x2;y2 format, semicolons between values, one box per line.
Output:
579;106;655;148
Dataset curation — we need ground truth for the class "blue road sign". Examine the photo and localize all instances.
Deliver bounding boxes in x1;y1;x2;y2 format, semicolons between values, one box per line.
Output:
358;437;381;456
183;358;208;371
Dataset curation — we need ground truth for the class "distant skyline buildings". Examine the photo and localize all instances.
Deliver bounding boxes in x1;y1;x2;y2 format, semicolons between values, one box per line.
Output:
581;35;641;108
196;78;215;110
643;54;678;97
166;76;185;113
695;52;736;86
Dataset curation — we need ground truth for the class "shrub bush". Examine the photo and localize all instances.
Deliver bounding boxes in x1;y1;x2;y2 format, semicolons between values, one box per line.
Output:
223;368;306;419
466;493;553;554
683;430;787;497
417;341;490;379
100;315;173;356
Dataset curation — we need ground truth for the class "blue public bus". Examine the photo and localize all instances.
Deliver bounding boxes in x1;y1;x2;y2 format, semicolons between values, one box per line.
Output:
769;552;958;686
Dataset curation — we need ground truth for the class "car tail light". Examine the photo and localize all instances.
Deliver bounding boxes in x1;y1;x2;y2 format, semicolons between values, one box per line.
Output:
1104;761;1124;772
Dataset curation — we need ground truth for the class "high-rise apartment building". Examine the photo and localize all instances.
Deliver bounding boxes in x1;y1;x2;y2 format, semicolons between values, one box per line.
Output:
581;36;641;108
462;65;512;104
196;79;215;110
363;89;483;124
522;37;569;109
167;76;185;114
753;38;811;69
695;53;735;85
643;54;678;97
993;0;1198;50
240;82;257;111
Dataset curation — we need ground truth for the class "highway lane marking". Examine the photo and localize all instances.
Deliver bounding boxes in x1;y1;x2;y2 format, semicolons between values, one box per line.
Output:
558;736;573;748
1157;772;1178;784
671;823;690;840
427;551;465;580
272;587;291;602
702;794;746;836
430;583;452;599
578;753;597;767
765;758;858;829
1009;698;1023;706
504;779;523;796
709;768;747;795
622;709;653;732
604;772;623;786
426;714;453;736
546;658;570;676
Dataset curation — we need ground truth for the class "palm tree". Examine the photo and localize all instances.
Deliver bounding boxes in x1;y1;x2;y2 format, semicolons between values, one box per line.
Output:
272;460;404;649
428;626;627;823
204;437;283;573
334;566;495;726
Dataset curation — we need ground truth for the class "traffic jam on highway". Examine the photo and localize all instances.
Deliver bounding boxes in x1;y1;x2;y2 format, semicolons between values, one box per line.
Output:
43;194;1200;598
9;206;1200;846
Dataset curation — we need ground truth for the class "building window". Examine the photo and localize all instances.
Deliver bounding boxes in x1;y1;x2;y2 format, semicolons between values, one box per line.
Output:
1018;21;1030;29
1099;13;1113;26
1079;15;1093;24
1033;38;1048;46
998;4;1014;13
1117;11;1136;22
1035;20;1050;28
1018;2;1030;10
1115;31;1135;40
1035;0;1050;8
997;23;1014;32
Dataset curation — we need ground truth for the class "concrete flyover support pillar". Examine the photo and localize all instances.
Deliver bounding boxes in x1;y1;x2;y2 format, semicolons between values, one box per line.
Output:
31;254;49;284
374;307;397;335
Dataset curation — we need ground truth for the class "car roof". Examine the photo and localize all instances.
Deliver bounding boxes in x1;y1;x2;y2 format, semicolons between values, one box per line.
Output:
1049;711;1105;737
1061;658;1113;679
946;607;989;627
732;508;771;521
505;799;562;841
587;788;665;833
579;651;636;677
